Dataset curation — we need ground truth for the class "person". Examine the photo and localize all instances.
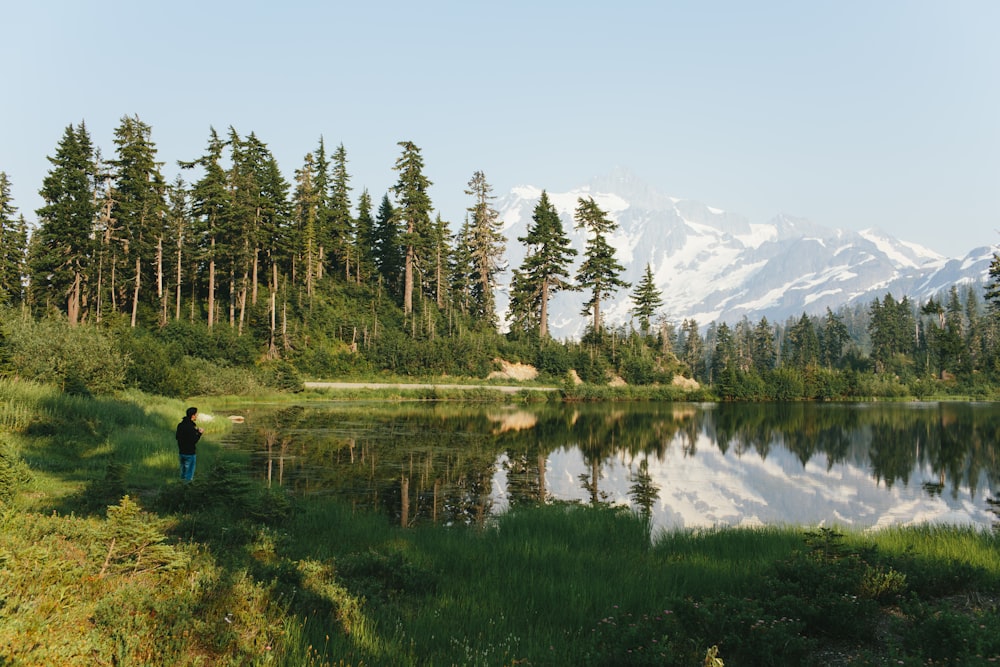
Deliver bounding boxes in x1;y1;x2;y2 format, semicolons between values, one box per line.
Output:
176;407;204;482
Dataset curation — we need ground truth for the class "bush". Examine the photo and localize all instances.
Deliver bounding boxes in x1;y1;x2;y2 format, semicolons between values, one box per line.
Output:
5;317;126;394
0;438;30;506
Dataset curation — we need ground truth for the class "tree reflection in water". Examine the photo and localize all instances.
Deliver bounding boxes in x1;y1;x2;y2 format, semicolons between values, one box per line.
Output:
225;401;1000;531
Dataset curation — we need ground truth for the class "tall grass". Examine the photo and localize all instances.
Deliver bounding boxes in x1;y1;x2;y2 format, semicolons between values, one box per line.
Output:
4;381;1000;666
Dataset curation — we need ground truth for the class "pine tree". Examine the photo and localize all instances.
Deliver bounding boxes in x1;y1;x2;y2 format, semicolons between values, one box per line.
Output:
681;318;704;381
164;176;189;321
574;197;629;335
329;143;354;281
783;313;820;369
179;127;229;327
820;307;849;368
312;138;332;280
354;189;376;284
31;123;98;323
450;215;474;317
464;171;505;329
986;252;1000;309
429;213;453;310
293;152;320;298
392;142;433;318
510;190;577;339
110;115;167;328
0;173;27;305
373;193;402;298
751;317;777;372
630;263;663;334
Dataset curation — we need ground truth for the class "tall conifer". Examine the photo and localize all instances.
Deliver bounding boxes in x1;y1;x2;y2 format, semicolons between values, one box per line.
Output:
32;123;98;323
510;190;577;338
392;142;433;318
574;197;629;335
464;171;505;328
630;263;663;334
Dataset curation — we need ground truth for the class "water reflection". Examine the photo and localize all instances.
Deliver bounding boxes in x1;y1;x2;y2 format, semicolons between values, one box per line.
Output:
221;401;1000;533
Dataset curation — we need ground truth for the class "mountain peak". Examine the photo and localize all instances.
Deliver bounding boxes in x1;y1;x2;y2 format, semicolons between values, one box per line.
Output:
496;175;987;338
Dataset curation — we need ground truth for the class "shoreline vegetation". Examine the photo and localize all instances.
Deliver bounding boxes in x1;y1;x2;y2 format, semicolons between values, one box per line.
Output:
2;378;1000;665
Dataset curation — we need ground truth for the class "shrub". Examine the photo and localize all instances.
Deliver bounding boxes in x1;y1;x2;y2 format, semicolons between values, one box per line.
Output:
0;438;30;506
6;318;126;394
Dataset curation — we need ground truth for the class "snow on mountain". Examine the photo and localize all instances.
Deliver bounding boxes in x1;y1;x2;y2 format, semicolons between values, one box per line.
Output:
495;169;992;338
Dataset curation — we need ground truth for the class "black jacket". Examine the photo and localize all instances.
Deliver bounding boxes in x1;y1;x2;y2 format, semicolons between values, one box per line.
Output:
176;417;202;455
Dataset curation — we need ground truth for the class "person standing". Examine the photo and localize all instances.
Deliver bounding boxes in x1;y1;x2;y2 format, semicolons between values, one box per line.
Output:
176;407;204;482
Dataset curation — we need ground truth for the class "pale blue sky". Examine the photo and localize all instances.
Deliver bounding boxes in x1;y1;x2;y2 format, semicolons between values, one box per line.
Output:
3;1;997;257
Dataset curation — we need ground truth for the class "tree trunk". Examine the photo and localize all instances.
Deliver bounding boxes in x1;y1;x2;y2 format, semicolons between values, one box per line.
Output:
67;271;80;326
130;256;141;328
540;278;550;339
157;236;166;326
175;232;183;320
207;237;216;328
403;245;414;316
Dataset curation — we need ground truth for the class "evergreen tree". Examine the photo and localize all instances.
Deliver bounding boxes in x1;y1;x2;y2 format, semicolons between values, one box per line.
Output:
429;213;453;310
225;127;260;329
464;171;505;329
0;173;27;305
164;176;190;321
451;215;474;317
681;318;704;381
939;286;966;375
110;115;167;328
312;138;332;280
329;142;354;281
820;307;850;368
392;141;433;318
985;252;1000;309
868;293;915;373
510;190;577;339
574;197;629;335
180;127;229;327
31;123;98;323
711;321;735;381
373;193;402;298
751;317;777;372
630;263;663;334
783;313;820;369
354;189;376;285
242;132;292;312
293;152;321;298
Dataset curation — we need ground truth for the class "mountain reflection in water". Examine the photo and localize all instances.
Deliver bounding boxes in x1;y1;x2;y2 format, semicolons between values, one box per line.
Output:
223;401;1000;533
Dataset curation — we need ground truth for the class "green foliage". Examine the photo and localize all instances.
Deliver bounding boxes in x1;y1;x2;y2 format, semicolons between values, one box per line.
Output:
102;495;189;575
6;317;127;394
0;437;30;506
258;359;305;392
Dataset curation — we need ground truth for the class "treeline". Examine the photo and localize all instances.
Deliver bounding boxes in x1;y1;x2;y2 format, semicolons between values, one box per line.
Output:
1;115;1000;399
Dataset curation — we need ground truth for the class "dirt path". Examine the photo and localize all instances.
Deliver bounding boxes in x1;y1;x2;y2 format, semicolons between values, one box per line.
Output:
303;381;559;395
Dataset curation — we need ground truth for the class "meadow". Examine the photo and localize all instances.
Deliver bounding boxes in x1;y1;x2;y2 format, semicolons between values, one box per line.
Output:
2;378;1000;666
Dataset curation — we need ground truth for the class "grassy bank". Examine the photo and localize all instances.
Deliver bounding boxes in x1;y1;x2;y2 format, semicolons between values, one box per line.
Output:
2;379;1000;666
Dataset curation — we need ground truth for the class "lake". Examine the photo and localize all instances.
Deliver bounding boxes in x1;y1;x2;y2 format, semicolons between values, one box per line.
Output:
217;400;1000;534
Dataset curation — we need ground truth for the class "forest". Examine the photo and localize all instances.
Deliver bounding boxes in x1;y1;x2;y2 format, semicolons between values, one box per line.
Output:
2;114;1000;400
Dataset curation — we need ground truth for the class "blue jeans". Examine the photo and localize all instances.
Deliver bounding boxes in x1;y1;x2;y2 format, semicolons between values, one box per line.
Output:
179;454;196;482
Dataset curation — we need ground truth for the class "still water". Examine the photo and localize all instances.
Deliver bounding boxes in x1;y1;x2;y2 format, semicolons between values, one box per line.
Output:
218;401;1000;534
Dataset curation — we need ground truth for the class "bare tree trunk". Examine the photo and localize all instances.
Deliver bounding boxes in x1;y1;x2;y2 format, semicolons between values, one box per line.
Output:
251;248;259;306
540;278;550;339
175;231;183;320
229;271;236;327
403;245;414;316
67;271;80;326
130;256;141;328
207;237;216;328
157;236;166;326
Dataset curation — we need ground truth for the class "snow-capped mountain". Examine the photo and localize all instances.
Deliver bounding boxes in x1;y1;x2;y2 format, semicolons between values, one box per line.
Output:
496;168;994;338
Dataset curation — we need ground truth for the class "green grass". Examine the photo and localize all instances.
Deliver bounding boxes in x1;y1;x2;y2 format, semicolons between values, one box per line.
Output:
3;379;1000;666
